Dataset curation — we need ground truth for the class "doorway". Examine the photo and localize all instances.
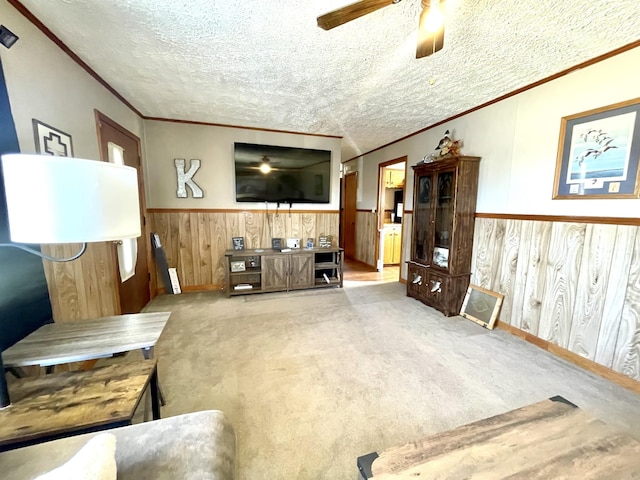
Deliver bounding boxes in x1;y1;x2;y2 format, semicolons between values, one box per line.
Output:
377;157;407;279
95;110;150;314
343;172;357;260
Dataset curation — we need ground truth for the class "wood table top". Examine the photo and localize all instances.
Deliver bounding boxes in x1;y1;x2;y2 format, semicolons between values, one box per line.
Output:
0;361;156;449
2;311;171;367
368;396;640;479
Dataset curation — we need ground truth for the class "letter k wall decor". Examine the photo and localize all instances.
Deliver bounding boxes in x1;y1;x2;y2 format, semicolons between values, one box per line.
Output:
32;119;73;157
175;158;204;198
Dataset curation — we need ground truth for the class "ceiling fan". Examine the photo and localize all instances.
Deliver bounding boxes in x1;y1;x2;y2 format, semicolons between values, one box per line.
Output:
317;0;445;59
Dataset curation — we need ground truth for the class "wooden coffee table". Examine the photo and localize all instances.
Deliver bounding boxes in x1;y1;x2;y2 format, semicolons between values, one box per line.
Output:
2;312;171;368
358;396;640;479
0;361;159;452
1;311;170;407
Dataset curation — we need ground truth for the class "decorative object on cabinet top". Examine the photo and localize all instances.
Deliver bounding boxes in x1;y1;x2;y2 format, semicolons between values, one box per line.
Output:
418;129;463;165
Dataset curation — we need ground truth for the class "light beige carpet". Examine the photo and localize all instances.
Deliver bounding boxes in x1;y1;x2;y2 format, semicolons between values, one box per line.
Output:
141;280;640;479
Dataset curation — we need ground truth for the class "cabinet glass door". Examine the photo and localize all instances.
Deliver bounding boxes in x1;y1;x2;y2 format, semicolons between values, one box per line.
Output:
433;171;454;269
413;174;431;263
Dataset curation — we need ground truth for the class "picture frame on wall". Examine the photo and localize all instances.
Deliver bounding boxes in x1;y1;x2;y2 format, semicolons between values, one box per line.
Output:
553;97;640;199
32;119;74;157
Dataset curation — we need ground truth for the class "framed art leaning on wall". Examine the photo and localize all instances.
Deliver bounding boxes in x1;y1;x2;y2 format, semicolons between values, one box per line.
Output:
460;285;503;330
553;97;640;199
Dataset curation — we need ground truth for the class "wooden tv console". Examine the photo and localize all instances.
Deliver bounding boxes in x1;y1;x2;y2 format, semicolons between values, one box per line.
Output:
224;247;343;297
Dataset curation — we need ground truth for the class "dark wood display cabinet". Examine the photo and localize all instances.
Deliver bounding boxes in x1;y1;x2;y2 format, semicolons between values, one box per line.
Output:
407;156;480;316
224;248;343;297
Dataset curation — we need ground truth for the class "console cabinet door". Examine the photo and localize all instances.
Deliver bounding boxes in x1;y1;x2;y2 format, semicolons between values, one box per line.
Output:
432;170;455;271
423;270;446;313
413;173;432;265
289;253;314;290
407;263;426;300
262;255;288;291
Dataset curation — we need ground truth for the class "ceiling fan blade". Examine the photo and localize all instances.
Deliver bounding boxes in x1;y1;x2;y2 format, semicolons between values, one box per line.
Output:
416;24;444;58
317;0;399;30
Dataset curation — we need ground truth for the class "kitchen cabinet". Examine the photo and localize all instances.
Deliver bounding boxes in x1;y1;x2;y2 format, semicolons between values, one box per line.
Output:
383;225;402;265
385;170;404;188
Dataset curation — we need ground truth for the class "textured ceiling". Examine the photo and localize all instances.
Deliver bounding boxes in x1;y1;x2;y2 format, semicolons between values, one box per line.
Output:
16;0;640;161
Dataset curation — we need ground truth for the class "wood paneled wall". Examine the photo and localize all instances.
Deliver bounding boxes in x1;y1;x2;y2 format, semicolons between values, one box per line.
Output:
472;216;640;381
355;210;376;266
39;210;337;321
149;210;339;289
41;243;119;322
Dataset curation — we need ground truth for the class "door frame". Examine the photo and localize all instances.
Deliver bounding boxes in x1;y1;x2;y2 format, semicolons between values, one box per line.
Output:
94;110;153;310
376;156;407;277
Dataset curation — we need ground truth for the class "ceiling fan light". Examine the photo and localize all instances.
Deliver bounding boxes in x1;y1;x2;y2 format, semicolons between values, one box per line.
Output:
416;0;445;58
421;1;445;33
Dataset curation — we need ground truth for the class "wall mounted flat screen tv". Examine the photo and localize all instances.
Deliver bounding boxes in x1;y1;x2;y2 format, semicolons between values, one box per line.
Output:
234;143;331;203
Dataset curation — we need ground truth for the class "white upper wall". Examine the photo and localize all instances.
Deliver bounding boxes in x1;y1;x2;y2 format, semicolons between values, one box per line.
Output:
5;0;639;218
348;46;640;217
143;119;342;210
0;1;143;160
0;0;341;213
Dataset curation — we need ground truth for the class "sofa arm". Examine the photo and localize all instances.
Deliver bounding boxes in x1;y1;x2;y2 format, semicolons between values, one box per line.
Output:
0;410;236;480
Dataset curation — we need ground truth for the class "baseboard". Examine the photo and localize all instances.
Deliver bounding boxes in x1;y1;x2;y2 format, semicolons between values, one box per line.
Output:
495;321;640;395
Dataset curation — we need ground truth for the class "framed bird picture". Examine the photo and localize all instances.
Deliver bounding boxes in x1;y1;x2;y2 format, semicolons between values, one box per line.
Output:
553;97;640;199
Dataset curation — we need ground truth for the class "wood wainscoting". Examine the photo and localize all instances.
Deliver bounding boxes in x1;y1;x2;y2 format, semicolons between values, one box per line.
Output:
472;214;640;385
355;209;377;267
42;243;120;322
149;209;339;292
40;209;338;320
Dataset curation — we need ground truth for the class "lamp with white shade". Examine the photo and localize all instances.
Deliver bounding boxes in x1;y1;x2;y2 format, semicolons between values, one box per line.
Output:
0;153;142;408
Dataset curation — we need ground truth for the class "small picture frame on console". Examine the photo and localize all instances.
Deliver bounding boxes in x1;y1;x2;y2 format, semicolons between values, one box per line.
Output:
232;237;245;250
318;235;332;248
286;238;300;249
271;238;282;251
230;260;246;272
